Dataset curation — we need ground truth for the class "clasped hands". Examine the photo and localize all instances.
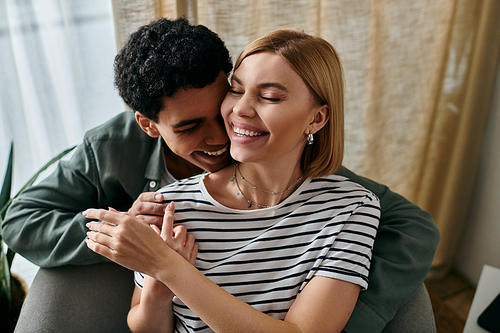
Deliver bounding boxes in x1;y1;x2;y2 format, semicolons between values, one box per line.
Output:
84;192;198;277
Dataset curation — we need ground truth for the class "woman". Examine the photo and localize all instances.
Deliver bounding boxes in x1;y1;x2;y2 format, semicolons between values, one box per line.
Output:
85;28;380;333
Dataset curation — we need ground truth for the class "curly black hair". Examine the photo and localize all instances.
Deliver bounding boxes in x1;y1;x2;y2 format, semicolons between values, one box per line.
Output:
114;18;233;122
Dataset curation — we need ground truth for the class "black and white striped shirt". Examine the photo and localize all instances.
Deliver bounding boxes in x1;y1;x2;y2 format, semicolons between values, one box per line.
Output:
135;173;380;332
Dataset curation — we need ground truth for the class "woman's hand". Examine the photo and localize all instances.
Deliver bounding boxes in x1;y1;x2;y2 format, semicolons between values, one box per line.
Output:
144;202;198;300
120;202;197;333
85;202;198;276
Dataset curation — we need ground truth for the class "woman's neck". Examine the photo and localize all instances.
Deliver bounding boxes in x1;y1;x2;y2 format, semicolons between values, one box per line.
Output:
205;161;304;210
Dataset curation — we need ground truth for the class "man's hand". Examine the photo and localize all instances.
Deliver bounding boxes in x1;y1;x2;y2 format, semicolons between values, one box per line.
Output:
128;192;167;227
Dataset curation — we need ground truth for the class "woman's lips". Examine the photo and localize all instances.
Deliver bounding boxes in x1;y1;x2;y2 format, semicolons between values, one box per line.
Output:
233;126;266;137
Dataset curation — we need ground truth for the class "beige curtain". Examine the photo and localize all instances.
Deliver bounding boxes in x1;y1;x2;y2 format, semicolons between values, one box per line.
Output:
111;0;500;280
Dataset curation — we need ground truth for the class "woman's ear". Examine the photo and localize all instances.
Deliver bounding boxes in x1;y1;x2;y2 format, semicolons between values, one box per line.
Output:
135;111;160;138
307;105;330;135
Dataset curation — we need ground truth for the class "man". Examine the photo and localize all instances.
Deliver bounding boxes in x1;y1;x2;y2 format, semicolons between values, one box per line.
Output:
2;18;439;333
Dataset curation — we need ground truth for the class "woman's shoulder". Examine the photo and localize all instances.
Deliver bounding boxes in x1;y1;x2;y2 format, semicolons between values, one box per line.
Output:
158;173;204;194
309;174;380;202
310;173;368;189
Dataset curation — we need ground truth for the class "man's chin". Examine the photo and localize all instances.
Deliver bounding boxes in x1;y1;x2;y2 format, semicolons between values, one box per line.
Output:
193;150;231;172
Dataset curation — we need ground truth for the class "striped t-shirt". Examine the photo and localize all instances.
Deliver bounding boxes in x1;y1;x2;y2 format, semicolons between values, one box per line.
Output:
135;173;380;332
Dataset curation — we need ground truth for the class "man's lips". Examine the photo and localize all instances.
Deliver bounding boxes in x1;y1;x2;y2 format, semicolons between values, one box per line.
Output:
203;145;228;156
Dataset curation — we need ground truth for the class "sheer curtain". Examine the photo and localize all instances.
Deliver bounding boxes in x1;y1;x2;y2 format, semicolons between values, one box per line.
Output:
0;0;123;194
112;0;500;279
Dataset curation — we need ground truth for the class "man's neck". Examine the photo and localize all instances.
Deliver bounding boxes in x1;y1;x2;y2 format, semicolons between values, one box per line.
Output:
162;143;203;180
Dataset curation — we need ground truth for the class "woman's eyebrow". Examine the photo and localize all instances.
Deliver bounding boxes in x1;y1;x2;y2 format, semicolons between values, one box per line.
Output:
230;75;241;85
259;82;288;92
172;117;206;129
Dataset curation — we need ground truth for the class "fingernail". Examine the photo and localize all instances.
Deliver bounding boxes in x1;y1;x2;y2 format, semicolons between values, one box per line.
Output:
168;201;175;209
154;193;164;201
82;210;88;217
86;222;91;228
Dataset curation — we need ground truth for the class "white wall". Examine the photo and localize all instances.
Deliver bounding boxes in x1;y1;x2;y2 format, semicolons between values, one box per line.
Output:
453;59;500;287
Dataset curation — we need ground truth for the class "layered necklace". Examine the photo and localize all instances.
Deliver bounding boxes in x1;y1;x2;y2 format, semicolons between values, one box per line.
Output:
231;163;303;208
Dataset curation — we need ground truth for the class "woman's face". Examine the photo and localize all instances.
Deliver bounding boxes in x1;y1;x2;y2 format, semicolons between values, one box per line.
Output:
221;51;320;167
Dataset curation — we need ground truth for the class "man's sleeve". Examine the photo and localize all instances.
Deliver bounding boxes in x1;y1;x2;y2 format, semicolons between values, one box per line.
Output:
1;139;108;268
337;167;440;333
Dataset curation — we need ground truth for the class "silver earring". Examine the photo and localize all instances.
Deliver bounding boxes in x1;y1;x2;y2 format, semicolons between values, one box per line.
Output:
307;133;314;145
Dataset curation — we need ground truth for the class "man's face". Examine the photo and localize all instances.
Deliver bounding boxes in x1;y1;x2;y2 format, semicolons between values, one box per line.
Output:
137;72;231;178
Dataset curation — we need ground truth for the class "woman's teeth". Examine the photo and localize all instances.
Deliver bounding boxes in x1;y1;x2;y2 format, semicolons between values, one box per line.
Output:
204;146;228;156
234;127;265;137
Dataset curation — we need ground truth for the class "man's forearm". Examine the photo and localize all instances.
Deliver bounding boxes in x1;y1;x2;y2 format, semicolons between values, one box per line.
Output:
2;197;106;267
2;144;106;267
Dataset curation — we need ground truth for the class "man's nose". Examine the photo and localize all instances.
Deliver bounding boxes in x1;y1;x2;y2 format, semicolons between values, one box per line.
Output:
204;117;229;145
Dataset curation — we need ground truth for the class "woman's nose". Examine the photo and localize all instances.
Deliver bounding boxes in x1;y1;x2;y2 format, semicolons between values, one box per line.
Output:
232;94;256;118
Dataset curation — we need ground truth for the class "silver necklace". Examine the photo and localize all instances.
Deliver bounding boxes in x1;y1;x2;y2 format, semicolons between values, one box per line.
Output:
231;163;302;209
236;163;302;195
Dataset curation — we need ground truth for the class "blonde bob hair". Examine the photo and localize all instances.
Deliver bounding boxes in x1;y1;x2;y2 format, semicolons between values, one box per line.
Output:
234;29;344;179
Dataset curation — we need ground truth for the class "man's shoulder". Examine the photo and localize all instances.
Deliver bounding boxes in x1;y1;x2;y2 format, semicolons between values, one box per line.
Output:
78;111;161;172
84;111;151;143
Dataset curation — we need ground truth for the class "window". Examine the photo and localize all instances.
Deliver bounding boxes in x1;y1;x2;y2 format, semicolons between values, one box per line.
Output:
0;0;123;192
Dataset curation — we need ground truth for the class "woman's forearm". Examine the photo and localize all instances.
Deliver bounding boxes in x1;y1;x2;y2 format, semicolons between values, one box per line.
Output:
155;250;306;333
128;279;176;333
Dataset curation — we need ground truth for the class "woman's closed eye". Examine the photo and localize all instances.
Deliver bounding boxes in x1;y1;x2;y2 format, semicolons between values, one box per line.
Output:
261;95;280;102
228;85;282;103
228;88;243;95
